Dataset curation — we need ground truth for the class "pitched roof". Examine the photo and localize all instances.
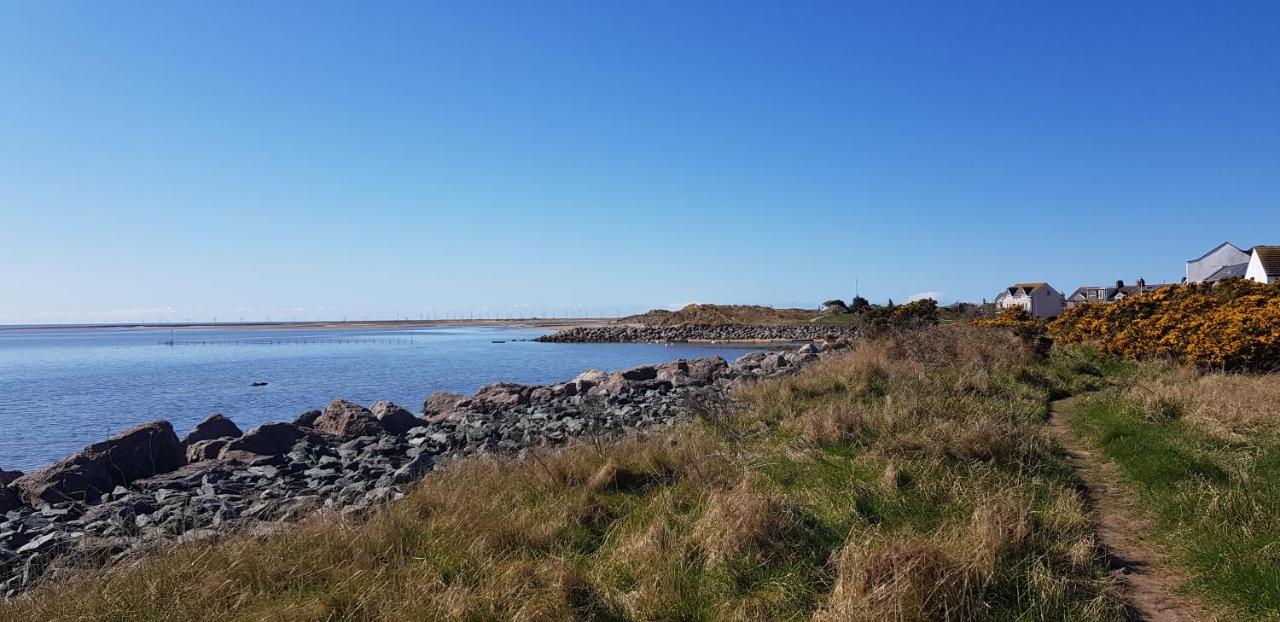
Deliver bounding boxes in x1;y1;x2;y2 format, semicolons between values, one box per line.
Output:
1205;263;1248;282
1068;286;1111;300
1254;246;1280;276
1187;241;1247;263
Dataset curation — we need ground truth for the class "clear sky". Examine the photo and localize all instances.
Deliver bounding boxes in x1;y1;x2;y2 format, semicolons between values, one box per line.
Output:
2;2;1277;324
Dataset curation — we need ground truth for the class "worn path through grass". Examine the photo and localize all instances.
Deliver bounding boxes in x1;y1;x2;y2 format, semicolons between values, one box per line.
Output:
1048;397;1213;622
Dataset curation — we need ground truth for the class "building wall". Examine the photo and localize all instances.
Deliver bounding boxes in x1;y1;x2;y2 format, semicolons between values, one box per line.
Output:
1246;253;1277;284
1187;244;1251;283
1029;288;1065;319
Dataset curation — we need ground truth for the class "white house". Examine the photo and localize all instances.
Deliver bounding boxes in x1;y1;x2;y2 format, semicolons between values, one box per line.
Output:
1186;242;1251;283
996;282;1066;320
1246;246;1280;284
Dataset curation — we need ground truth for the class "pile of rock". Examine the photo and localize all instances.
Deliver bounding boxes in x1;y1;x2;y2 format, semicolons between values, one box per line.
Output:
0;338;851;598
534;324;858;343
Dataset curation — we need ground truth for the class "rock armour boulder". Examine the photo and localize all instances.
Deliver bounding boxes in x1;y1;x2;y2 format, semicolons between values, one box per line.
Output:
181;414;243;447
219;422;306;457
312;400;385;438
10;421;183;505
369;401;421;436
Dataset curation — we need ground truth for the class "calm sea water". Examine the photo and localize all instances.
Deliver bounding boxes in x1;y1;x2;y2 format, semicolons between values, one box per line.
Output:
0;325;760;472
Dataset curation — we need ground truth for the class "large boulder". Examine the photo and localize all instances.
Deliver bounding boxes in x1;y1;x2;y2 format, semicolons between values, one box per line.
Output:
572;370;608;393
422;392;467;419
219;422;305;457
687;356;728;383
733;351;768;370
312;399;384;438
293;409;322;428
11;421;183;505
181;413;243;447
186;438;230;463
758;352;789;372
471;383;529;411
588;372;632;397
619;365;658;381
369;401;421;436
0;468;22;487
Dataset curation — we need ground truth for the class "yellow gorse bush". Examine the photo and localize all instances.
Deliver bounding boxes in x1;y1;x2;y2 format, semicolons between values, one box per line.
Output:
1048;279;1280;371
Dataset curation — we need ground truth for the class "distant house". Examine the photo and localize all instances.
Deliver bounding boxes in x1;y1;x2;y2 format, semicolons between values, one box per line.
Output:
1066;279;1168;308
1066;286;1115;308
820;299;850;315
1187;242;1251;283
996;282;1065;320
1246;246;1280;284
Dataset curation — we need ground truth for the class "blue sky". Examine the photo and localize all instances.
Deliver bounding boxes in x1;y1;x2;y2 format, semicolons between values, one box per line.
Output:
1;2;1277;323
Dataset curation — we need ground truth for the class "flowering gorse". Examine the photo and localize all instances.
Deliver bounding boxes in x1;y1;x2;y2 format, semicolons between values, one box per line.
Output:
1048;279;1280;371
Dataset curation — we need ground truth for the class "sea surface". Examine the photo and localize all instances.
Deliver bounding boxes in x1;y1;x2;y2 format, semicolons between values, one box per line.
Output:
0;325;761;472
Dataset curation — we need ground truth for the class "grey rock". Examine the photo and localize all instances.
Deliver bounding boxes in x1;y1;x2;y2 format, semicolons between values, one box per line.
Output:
15;532;65;555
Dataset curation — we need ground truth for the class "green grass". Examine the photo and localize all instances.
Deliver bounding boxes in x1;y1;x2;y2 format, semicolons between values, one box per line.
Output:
1071;391;1280;619
0;327;1132;621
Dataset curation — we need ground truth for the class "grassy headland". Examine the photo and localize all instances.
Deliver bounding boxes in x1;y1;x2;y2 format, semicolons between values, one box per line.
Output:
0;326;1135;621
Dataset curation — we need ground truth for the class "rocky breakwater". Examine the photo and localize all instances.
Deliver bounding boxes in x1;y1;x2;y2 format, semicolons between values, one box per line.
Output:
0;338;852;598
534;323;859;343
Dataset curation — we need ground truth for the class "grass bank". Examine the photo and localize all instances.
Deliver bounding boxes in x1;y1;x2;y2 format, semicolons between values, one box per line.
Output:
1069;366;1280;619
1;327;1131;621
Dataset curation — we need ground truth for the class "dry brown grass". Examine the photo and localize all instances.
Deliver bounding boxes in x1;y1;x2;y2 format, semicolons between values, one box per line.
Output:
1127;367;1280;442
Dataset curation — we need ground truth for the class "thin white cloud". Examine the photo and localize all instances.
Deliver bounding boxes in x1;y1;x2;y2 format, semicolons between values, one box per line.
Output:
907;291;943;303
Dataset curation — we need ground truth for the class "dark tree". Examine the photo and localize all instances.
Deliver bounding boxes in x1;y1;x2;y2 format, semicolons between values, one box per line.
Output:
849;296;870;314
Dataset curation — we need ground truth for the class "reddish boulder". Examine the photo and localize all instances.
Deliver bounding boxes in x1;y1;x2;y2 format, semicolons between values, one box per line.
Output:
312;399;385;438
186;438;230;463
11;421;183;505
573;370;608;393
220;422;305;456
293;409;322;428
471;383;530;411
181;413;243;447
690;356;728;383
370;400;422;435
422;392;467;419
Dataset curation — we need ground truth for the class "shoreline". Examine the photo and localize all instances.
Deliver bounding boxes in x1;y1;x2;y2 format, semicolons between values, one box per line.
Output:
0;337;849;598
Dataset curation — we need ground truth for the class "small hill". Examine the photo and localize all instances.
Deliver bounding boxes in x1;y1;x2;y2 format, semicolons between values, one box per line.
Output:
620;303;816;327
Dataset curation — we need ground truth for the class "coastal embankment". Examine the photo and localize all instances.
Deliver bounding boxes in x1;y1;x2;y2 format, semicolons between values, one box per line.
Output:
0;338;847;598
535;324;859;343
